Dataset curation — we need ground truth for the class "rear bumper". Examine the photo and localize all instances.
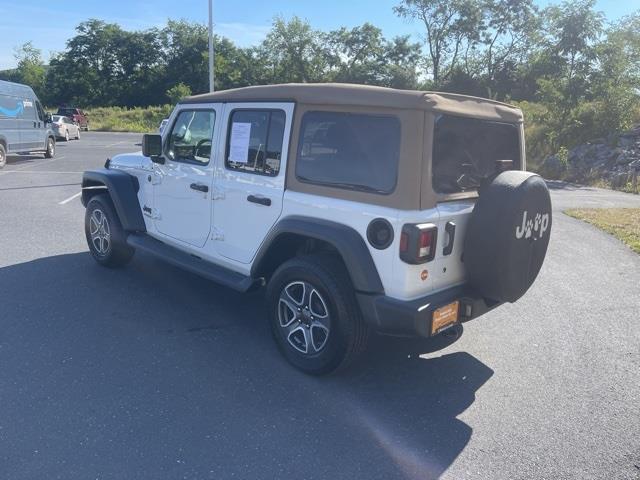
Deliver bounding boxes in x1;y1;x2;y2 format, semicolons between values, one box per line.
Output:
357;285;501;338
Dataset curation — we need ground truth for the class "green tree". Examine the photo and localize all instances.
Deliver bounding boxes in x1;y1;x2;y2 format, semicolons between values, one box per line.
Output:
260;16;327;83
13;42;46;98
160;20;209;95
394;0;484;86
166;82;192;103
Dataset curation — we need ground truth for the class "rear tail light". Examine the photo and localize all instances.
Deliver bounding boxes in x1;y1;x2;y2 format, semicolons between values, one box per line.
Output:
399;223;438;264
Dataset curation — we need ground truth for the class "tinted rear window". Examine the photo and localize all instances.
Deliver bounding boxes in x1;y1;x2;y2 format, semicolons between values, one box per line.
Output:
432;115;520;194
296;111;401;194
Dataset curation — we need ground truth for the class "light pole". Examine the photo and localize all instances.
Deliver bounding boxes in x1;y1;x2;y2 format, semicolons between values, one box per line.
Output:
208;0;214;92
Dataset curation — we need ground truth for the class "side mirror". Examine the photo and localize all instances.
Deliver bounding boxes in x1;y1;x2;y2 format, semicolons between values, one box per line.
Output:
142;134;164;163
45;113;52;124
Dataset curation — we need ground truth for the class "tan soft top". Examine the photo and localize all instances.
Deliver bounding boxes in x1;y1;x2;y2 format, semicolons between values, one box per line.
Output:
182;83;523;123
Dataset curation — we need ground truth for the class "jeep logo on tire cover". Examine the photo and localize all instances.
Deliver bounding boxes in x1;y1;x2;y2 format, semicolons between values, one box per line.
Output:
515;211;550;240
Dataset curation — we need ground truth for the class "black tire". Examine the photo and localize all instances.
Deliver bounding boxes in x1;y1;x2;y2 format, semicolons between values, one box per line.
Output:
64;130;69;142
44;137;55;158
266;254;369;375
0;143;6;169
464;171;552;303
85;194;135;268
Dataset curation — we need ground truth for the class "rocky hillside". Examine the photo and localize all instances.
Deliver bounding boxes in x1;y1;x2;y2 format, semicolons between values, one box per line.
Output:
540;126;640;191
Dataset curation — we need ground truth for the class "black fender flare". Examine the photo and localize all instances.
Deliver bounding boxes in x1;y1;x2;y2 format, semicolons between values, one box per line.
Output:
251;216;384;294
81;168;146;232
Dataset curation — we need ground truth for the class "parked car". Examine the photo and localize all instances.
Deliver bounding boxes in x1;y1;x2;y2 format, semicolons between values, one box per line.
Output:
158;118;168;134
81;83;552;374
56;107;89;131
0;79;56;168
51;115;81;141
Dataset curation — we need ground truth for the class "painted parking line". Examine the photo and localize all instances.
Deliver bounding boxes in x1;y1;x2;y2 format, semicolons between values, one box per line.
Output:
58;192;82;205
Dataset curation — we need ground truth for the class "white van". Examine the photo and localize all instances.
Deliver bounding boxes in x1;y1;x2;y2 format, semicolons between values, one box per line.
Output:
0;80;56;168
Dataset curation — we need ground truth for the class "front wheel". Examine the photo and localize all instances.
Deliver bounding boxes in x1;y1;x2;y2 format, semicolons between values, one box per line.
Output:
85;194;134;267
44;137;55;158
75;128;81;140
266;255;369;375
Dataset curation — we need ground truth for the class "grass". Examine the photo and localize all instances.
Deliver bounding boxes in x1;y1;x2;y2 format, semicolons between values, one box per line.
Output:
565;208;640;254
84;105;173;133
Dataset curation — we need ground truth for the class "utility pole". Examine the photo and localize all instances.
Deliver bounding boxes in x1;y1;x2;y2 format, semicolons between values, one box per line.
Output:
208;0;215;92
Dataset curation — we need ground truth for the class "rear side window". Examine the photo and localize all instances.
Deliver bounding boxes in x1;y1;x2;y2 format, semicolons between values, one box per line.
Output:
432;115;520;194
296;111;400;194
225;110;285;176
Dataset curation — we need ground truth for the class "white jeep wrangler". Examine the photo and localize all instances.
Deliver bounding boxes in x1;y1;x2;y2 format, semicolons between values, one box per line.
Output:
81;84;552;374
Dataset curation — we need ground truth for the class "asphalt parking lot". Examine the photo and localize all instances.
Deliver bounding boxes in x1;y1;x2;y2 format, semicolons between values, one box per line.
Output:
1;132;639;480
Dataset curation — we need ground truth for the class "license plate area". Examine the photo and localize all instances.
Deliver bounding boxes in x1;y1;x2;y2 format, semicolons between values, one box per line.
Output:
431;301;459;335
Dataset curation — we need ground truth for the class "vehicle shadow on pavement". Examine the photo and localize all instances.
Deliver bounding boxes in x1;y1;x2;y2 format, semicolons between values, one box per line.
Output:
328;334;494;479
4;154;45;167
0;252;493;480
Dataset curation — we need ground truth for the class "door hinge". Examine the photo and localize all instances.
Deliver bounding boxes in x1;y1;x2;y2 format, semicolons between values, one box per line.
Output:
211;188;225;200
142;205;161;220
211;227;224;241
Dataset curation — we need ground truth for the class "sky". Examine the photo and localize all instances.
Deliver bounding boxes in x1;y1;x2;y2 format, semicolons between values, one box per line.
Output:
0;0;638;70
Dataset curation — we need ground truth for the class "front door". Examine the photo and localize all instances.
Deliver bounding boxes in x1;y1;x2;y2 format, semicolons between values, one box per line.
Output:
18;98;41;150
153;105;219;248
213;102;294;264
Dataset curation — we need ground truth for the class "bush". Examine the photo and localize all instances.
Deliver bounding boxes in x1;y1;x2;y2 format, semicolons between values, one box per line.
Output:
84;105;173;133
166;83;192;104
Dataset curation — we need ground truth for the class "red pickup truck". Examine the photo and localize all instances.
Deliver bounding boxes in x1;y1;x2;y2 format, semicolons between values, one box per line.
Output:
56;107;89;131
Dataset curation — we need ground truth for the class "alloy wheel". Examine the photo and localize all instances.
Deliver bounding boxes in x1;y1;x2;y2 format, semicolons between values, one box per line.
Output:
89;208;111;256
278;281;331;355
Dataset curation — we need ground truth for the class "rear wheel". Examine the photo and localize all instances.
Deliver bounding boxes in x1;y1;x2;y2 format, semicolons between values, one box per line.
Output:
75;128;81;140
85;194;134;267
0;143;6;169
44;137;55;158
266;254;368;375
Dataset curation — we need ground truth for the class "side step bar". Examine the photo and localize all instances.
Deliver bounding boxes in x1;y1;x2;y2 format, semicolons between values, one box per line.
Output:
126;233;259;293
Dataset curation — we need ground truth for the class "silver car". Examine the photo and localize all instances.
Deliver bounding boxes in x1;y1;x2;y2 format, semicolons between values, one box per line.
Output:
51;115;81;141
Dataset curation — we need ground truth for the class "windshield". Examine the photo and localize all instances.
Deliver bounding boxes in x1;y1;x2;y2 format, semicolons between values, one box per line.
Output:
432;114;521;194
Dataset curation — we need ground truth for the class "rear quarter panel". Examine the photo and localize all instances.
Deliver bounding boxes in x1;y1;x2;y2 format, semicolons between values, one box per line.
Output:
281;191;441;301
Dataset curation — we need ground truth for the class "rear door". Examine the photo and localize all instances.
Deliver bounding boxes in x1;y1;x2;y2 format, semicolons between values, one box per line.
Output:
212;102;293;264
432;201;475;291
430;113;522;291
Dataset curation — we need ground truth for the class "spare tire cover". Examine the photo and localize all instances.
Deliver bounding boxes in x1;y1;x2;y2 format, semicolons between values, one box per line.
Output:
463;171;552;303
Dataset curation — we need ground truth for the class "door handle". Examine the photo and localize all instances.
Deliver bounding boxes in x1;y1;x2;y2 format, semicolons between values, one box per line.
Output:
247;194;271;206
190;183;209;193
443;221;456;256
